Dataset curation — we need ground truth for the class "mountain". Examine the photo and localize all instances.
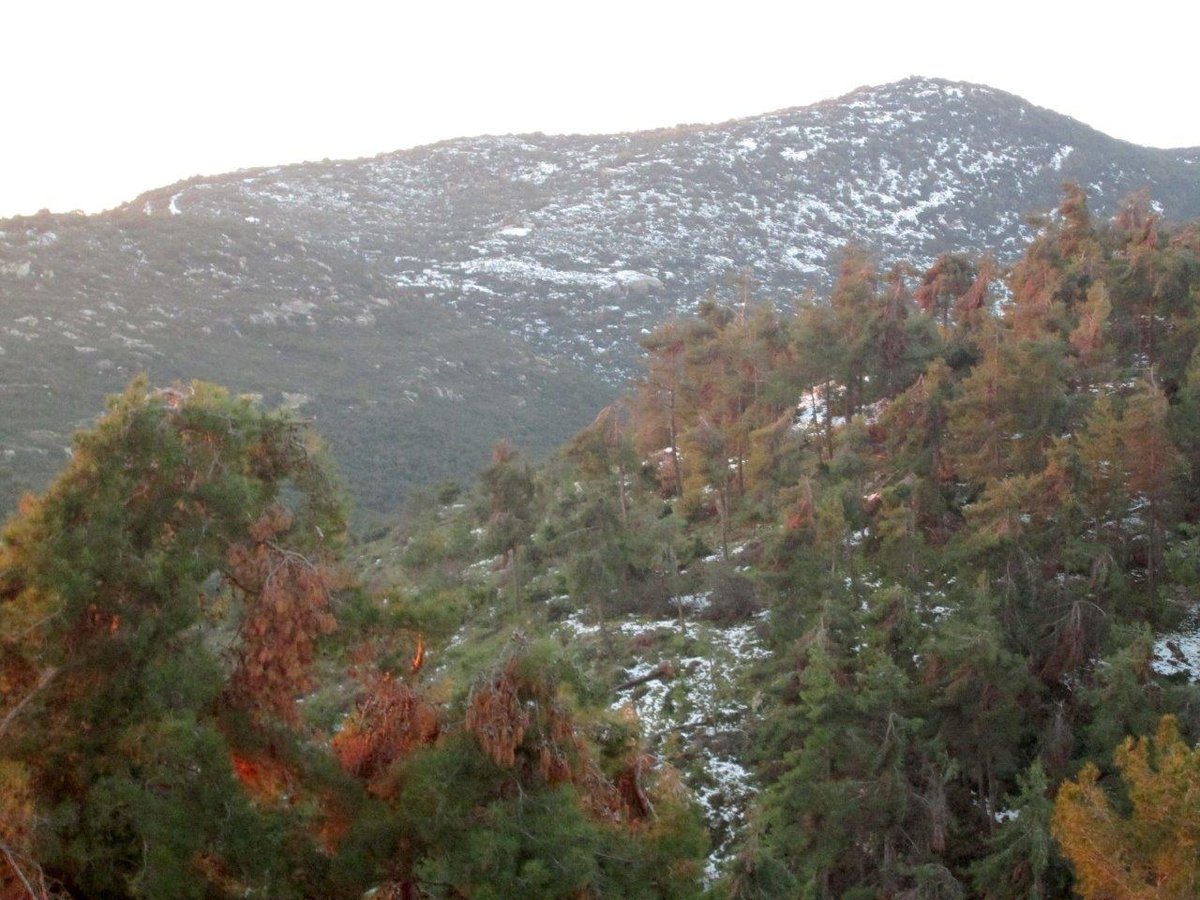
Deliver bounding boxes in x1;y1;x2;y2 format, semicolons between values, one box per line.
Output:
1;76;1197;515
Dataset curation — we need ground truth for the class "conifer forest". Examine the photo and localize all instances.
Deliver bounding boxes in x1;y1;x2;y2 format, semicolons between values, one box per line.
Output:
6;185;1200;899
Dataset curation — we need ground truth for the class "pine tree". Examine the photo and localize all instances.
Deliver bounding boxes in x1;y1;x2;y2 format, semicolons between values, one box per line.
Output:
1009;184;1101;340
828;243;880;418
480;440;536;605
970;762;1065;899
925;586;1032;829
916;253;977;330
379;645;707;899
946;327;1068;484
637;320;691;496
1075;382;1185;591
1068;282;1114;388
0;379;348;899
1053;716;1200;899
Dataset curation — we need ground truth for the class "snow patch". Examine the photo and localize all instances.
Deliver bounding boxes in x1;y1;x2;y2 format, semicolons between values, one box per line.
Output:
559;612;770;880
1153;616;1200;680
1050;145;1074;171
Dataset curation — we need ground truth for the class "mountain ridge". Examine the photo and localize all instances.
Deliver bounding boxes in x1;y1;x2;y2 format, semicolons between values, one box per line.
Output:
1;76;1197;515
117;75;1200;203
118;75;1200;210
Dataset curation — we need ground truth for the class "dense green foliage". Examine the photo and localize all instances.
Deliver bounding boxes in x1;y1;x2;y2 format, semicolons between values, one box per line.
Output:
0;381;354;897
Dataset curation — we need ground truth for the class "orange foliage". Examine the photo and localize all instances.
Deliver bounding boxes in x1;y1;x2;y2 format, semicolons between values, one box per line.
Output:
614;752;656;821
465;655;592;787
83;604;120;636
315;806;352;855
0;761;45;900
229;751;352;856
333;674;438;794
465;660;532;770
0;652;38;722
225;506;339;723
785;477;815;534
410;637;425;676
230;751;296;806
1053;716;1200;898
464;657;660;827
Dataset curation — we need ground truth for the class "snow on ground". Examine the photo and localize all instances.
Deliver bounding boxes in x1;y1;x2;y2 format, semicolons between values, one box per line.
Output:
703;541;750;563
1050;145;1074;171
559;609;771;881
672;592;711;613
1153;614;1200;680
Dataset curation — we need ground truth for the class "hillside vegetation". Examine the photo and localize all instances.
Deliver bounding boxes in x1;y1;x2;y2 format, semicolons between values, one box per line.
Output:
5;186;1200;898
3;78;1199;516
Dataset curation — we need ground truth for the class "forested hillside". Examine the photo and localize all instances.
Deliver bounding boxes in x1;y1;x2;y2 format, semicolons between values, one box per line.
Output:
3;78;1198;517
5;186;1200;898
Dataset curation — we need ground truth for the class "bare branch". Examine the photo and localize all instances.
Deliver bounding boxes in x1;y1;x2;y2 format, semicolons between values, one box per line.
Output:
0;666;59;740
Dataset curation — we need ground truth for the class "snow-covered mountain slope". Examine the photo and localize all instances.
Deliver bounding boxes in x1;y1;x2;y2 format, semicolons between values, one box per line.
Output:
1;77;1196;514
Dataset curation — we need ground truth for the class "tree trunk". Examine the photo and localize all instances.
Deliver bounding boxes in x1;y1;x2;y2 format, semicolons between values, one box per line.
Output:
669;391;683;496
617;461;628;524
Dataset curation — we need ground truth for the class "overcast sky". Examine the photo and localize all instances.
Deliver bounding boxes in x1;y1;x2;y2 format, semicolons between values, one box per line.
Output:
3;0;1197;219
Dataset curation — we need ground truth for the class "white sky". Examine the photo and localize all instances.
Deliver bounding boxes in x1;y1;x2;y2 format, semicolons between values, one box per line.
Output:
3;0;1198;219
